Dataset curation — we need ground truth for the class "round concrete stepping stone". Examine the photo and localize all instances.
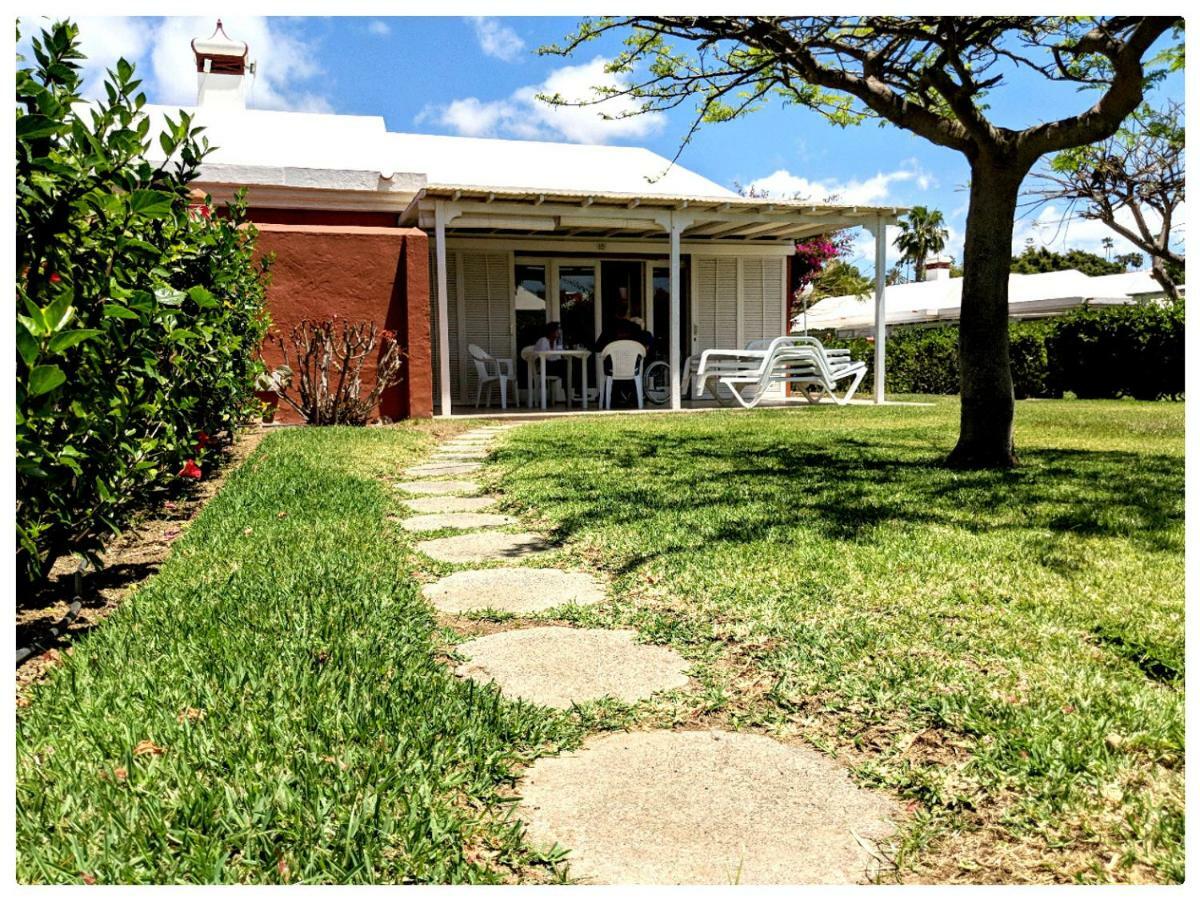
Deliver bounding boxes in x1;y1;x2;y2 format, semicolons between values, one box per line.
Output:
519;730;898;884
395;480;481;496
416;530;553;564
455;627;688;708
403;462;482;477
402;495;497;514
400;512;517;532
423;568;605;614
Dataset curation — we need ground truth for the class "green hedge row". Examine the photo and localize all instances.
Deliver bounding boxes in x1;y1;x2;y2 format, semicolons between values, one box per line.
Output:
820;299;1184;401
16;23;270;588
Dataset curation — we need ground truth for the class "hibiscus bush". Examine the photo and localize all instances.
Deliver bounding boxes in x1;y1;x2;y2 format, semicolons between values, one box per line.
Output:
16;21;270;589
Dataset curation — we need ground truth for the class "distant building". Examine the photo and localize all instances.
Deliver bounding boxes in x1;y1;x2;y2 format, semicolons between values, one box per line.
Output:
797;267;1180;336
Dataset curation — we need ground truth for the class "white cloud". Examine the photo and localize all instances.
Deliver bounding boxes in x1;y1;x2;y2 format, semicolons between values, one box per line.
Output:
745;165;930;205
417;56;665;145
1013;201;1186;264
26;17;334;113
367;20;391;37
18;17;155;99
149;17;331;112
467;16;525;63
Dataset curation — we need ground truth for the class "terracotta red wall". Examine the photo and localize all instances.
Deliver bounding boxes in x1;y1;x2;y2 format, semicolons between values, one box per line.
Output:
249;208;400;228
253;224;431;422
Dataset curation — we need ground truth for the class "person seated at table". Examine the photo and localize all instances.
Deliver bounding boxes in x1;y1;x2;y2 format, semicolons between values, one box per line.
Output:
595;305;653;406
533;321;568;398
595;303;652;356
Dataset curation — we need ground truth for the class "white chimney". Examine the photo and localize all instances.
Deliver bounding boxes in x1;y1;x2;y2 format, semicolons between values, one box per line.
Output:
192;20;251;111
924;257;952;282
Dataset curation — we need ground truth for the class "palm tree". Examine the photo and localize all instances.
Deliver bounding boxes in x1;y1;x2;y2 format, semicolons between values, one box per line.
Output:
895;206;949;282
1101;236;1115;260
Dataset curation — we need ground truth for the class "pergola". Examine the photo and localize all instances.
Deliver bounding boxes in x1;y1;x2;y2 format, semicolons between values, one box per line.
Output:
400;185;904;414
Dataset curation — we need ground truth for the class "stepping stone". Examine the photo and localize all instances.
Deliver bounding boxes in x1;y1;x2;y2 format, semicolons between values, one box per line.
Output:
395;480;481;496
455;627;687;708
518;730;898;884
400;512;516;533
403;462;481;477
431;449;488;459
416;531;553;564
423;568;605;614
402;495;497;514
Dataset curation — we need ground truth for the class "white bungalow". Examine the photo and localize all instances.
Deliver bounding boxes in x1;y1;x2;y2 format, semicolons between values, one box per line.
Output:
147;21;902;418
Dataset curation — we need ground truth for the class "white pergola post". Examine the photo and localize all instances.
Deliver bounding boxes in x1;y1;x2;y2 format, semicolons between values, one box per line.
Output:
668;213;684;410
872;214;888;404
434;201;452;416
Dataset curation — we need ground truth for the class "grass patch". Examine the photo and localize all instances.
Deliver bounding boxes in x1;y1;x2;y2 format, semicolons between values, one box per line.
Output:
16;424;576;884
491;397;1184;884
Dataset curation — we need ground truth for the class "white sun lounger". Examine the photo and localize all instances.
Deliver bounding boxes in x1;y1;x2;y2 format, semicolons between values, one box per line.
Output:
696;336;867;409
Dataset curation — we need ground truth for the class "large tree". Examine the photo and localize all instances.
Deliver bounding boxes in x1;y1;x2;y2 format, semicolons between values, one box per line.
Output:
544;16;1181;467
1032;100;1185;299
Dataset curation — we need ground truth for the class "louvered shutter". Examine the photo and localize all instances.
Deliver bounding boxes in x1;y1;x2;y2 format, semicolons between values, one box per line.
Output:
693;257;739;352
458;252;513;403
741;257;786;343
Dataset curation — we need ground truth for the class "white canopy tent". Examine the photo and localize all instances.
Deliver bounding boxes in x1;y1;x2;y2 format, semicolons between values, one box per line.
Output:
799;268;1176;336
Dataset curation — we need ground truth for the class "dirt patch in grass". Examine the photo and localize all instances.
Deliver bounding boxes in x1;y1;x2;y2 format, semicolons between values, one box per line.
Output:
16;426;267;699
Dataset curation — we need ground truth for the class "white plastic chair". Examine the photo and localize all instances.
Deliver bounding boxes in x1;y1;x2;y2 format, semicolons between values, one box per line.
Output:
599;340;646;410
468;344;513;409
520;345;562;408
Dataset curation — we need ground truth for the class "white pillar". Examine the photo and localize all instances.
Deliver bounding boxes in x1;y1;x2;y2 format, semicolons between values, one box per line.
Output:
669;213;683;410
872;215;888;404
434;201;452;416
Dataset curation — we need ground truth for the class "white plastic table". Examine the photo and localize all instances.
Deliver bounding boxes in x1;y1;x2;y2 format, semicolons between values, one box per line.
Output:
530;349;592;410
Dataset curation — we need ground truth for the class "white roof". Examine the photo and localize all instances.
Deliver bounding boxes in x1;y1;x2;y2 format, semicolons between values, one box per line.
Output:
800;268;1174;332
143;104;734;198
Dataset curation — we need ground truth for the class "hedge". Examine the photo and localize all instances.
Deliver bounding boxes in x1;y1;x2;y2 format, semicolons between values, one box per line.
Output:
16;22;270;588
818;299;1184;401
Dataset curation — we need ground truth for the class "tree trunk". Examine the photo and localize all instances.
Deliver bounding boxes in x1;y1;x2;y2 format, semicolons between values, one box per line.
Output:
947;160;1030;469
1149;254;1180;301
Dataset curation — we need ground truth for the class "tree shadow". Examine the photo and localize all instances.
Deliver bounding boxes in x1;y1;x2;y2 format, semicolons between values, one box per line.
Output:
495;427;1183;577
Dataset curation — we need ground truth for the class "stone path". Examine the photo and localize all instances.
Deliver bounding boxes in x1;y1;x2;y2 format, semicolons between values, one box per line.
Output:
455;627;690;709
519;730;898;884
401;495;497;514
403;461;481;477
394;421;897;884
416;531;553;563
423;568;604;614
394;479;481;496
400;512;516;533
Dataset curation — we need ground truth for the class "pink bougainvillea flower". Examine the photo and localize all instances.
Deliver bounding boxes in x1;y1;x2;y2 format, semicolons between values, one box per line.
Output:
179;459;202;479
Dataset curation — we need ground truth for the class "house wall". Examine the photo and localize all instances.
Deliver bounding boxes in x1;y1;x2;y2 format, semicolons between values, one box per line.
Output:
254;224;431;422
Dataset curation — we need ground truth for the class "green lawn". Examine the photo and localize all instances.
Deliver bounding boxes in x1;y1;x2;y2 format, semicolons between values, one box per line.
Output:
489;398;1184;883
16;425;579;884
17;399;1184;884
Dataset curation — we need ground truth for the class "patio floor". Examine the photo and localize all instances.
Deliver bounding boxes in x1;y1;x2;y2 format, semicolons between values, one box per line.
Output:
447;395;931;420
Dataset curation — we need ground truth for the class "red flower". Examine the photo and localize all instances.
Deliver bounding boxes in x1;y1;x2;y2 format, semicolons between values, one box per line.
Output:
196;431;212;448
179;459;202;479
49;272;62;283
188;202;212;221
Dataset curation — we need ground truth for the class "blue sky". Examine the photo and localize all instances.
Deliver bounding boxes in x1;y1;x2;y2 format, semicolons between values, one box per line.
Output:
33;14;1185;275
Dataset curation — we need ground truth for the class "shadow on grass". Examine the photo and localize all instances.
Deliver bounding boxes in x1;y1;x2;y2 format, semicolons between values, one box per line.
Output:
496;428;1183;572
